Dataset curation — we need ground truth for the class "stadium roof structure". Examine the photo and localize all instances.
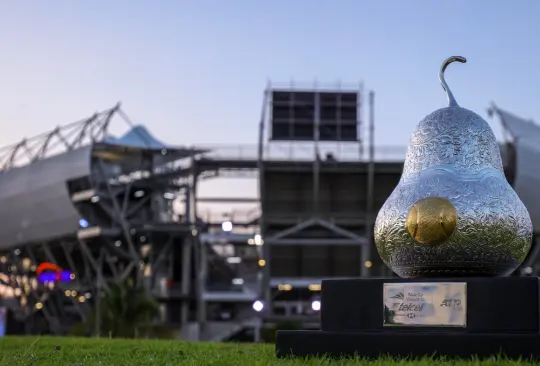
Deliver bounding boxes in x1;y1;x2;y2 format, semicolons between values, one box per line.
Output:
102;125;169;149
0;103;205;173
0;103;215;335
489;104;540;234
0;103;206;251
490;105;540;142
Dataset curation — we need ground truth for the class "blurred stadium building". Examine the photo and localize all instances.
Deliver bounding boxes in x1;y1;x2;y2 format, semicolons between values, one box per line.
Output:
0;85;538;341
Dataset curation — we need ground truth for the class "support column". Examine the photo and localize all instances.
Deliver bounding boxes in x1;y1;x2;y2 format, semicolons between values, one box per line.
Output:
42;243;86;321
361;91;375;277
313;91;321;215
257;86;270;326
97;160;141;285
25;248;59;334
188;154;206;339
195;235;206;340
94;249;105;337
180;238;192;324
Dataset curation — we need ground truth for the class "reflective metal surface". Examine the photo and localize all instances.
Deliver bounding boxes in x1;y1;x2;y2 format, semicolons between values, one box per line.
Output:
0;146;92;249
374;56;533;278
490;105;540;234
383;282;466;327
439;56;467;107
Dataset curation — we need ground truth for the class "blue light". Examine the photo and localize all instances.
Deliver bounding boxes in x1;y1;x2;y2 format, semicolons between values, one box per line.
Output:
37;270;73;284
78;219;89;228
37;272;57;283
60;270;73;282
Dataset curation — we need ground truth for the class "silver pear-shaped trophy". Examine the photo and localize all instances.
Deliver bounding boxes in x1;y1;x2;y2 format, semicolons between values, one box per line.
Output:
374;56;533;278
276;57;540;361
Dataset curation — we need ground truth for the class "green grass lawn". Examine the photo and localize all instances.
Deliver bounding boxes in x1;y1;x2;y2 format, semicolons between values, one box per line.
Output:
0;336;536;365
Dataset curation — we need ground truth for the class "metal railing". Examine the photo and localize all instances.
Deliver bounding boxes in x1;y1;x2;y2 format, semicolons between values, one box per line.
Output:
196;143;407;162
199;208;261;225
268;80;362;92
193;141;514;165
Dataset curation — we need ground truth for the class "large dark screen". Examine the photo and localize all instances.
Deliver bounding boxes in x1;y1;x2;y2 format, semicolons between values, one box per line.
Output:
270;90;359;142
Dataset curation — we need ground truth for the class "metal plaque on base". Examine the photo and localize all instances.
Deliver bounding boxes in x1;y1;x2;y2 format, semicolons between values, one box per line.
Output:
383;282;467;327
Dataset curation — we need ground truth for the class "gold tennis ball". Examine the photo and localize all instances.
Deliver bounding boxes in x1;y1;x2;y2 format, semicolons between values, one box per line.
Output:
406;197;457;245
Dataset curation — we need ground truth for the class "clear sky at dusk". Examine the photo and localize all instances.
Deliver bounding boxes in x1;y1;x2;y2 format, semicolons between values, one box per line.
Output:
1;0;539;214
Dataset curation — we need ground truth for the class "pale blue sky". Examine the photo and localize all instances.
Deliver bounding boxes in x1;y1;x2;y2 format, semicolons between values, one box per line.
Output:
1;0;539;214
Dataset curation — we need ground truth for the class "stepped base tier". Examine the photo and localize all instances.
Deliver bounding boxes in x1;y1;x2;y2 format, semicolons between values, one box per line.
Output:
275;277;540;360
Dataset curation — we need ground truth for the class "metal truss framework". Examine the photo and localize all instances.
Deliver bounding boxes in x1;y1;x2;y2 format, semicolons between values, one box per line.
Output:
0;101;174;173
0;153;187;334
187;154;263;341
65;149;198;334
0;104;122;172
0;103;265;338
0;103;199;335
0;233;176;335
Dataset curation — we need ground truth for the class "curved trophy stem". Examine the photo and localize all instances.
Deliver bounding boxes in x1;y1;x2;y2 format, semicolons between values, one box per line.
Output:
439;56;467;107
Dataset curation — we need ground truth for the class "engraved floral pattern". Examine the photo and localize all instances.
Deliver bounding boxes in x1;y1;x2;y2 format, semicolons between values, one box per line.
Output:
375;106;533;278
402;107;503;180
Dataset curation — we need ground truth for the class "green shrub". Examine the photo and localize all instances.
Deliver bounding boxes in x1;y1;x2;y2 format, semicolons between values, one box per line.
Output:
69;280;175;339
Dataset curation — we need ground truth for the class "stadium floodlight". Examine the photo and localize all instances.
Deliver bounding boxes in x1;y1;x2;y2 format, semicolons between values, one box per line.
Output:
252;300;264;312
222;221;233;232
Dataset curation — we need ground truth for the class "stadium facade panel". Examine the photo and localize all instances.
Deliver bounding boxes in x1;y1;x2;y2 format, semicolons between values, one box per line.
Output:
0;146;92;249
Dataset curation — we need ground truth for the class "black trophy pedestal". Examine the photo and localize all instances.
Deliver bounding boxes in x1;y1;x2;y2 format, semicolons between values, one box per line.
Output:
275;277;540;360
